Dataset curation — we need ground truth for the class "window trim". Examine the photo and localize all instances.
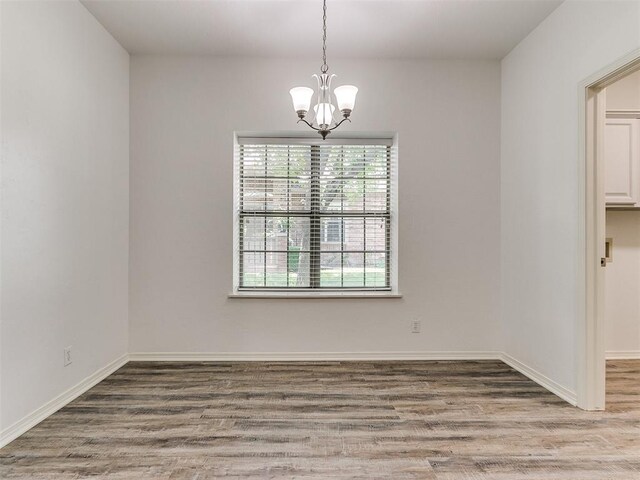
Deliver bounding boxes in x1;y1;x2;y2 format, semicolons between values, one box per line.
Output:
232;132;399;296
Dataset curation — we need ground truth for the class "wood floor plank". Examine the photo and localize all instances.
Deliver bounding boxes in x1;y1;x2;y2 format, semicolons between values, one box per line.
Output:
1;360;639;478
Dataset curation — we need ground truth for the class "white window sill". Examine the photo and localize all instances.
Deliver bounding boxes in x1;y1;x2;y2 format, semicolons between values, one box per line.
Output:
228;291;403;299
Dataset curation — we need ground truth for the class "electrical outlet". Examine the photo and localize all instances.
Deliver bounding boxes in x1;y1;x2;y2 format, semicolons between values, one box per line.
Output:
411;320;421;333
64;346;72;366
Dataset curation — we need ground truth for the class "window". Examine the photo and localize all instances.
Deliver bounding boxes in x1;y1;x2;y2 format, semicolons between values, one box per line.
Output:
323;218;343;244
234;136;395;292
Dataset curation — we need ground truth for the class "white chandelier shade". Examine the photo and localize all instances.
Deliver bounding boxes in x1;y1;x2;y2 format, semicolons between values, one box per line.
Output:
313;102;335;127
334;85;358;112
289;87;314;114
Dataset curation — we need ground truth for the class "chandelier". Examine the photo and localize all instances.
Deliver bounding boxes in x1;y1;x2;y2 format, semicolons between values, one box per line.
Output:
289;0;358;140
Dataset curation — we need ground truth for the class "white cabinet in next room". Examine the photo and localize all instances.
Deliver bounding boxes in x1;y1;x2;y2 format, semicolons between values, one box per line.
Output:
605;117;640;206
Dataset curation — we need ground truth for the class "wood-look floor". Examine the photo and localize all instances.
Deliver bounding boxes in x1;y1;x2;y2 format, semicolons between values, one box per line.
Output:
1;360;639;479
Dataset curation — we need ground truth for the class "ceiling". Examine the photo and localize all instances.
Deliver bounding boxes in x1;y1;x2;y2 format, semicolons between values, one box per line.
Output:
81;0;563;60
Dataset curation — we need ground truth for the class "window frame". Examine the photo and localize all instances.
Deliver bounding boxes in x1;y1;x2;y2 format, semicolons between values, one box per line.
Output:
232;133;399;297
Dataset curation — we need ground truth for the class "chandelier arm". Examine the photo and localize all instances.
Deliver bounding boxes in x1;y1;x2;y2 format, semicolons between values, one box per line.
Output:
297;118;322;132
327;116;351;132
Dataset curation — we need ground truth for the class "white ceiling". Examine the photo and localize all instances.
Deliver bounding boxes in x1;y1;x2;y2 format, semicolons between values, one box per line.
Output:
81;0;562;60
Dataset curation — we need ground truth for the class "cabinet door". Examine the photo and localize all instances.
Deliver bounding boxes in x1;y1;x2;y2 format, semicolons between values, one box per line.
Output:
605;118;640;205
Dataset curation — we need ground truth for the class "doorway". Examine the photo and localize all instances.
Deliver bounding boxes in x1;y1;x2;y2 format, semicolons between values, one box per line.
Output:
581;50;640;410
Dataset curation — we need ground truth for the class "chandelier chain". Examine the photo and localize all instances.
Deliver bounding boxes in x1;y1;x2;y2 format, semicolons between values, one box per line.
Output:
321;0;328;73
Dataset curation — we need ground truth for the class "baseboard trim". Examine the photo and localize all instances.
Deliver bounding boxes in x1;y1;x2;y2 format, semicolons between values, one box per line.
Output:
129;351;503;362
0;353;129;449
500;352;577;406
606;350;640;360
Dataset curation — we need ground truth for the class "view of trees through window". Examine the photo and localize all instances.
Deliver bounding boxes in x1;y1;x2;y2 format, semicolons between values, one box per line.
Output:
238;141;391;289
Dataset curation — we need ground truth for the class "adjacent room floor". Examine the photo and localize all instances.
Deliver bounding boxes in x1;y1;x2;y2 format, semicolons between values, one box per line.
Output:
1;360;639;479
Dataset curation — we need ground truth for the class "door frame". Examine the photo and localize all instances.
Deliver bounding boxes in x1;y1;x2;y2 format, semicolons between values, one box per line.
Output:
578;49;640;410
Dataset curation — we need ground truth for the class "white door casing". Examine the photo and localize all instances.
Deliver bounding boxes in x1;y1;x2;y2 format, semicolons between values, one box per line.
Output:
580;49;640;411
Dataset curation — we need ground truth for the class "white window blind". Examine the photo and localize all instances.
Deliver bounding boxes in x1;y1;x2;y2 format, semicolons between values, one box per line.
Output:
235;137;394;291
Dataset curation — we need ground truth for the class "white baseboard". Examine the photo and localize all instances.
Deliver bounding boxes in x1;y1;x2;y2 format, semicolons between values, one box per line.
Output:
606;350;640;360
129;351;503;362
500;352;577;406
0;353;129;449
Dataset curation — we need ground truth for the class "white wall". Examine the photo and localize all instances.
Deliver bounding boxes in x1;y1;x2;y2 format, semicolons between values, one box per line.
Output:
129;56;501;355
607;70;640;111
501;0;640;395
605;211;640;355
1;1;129;431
